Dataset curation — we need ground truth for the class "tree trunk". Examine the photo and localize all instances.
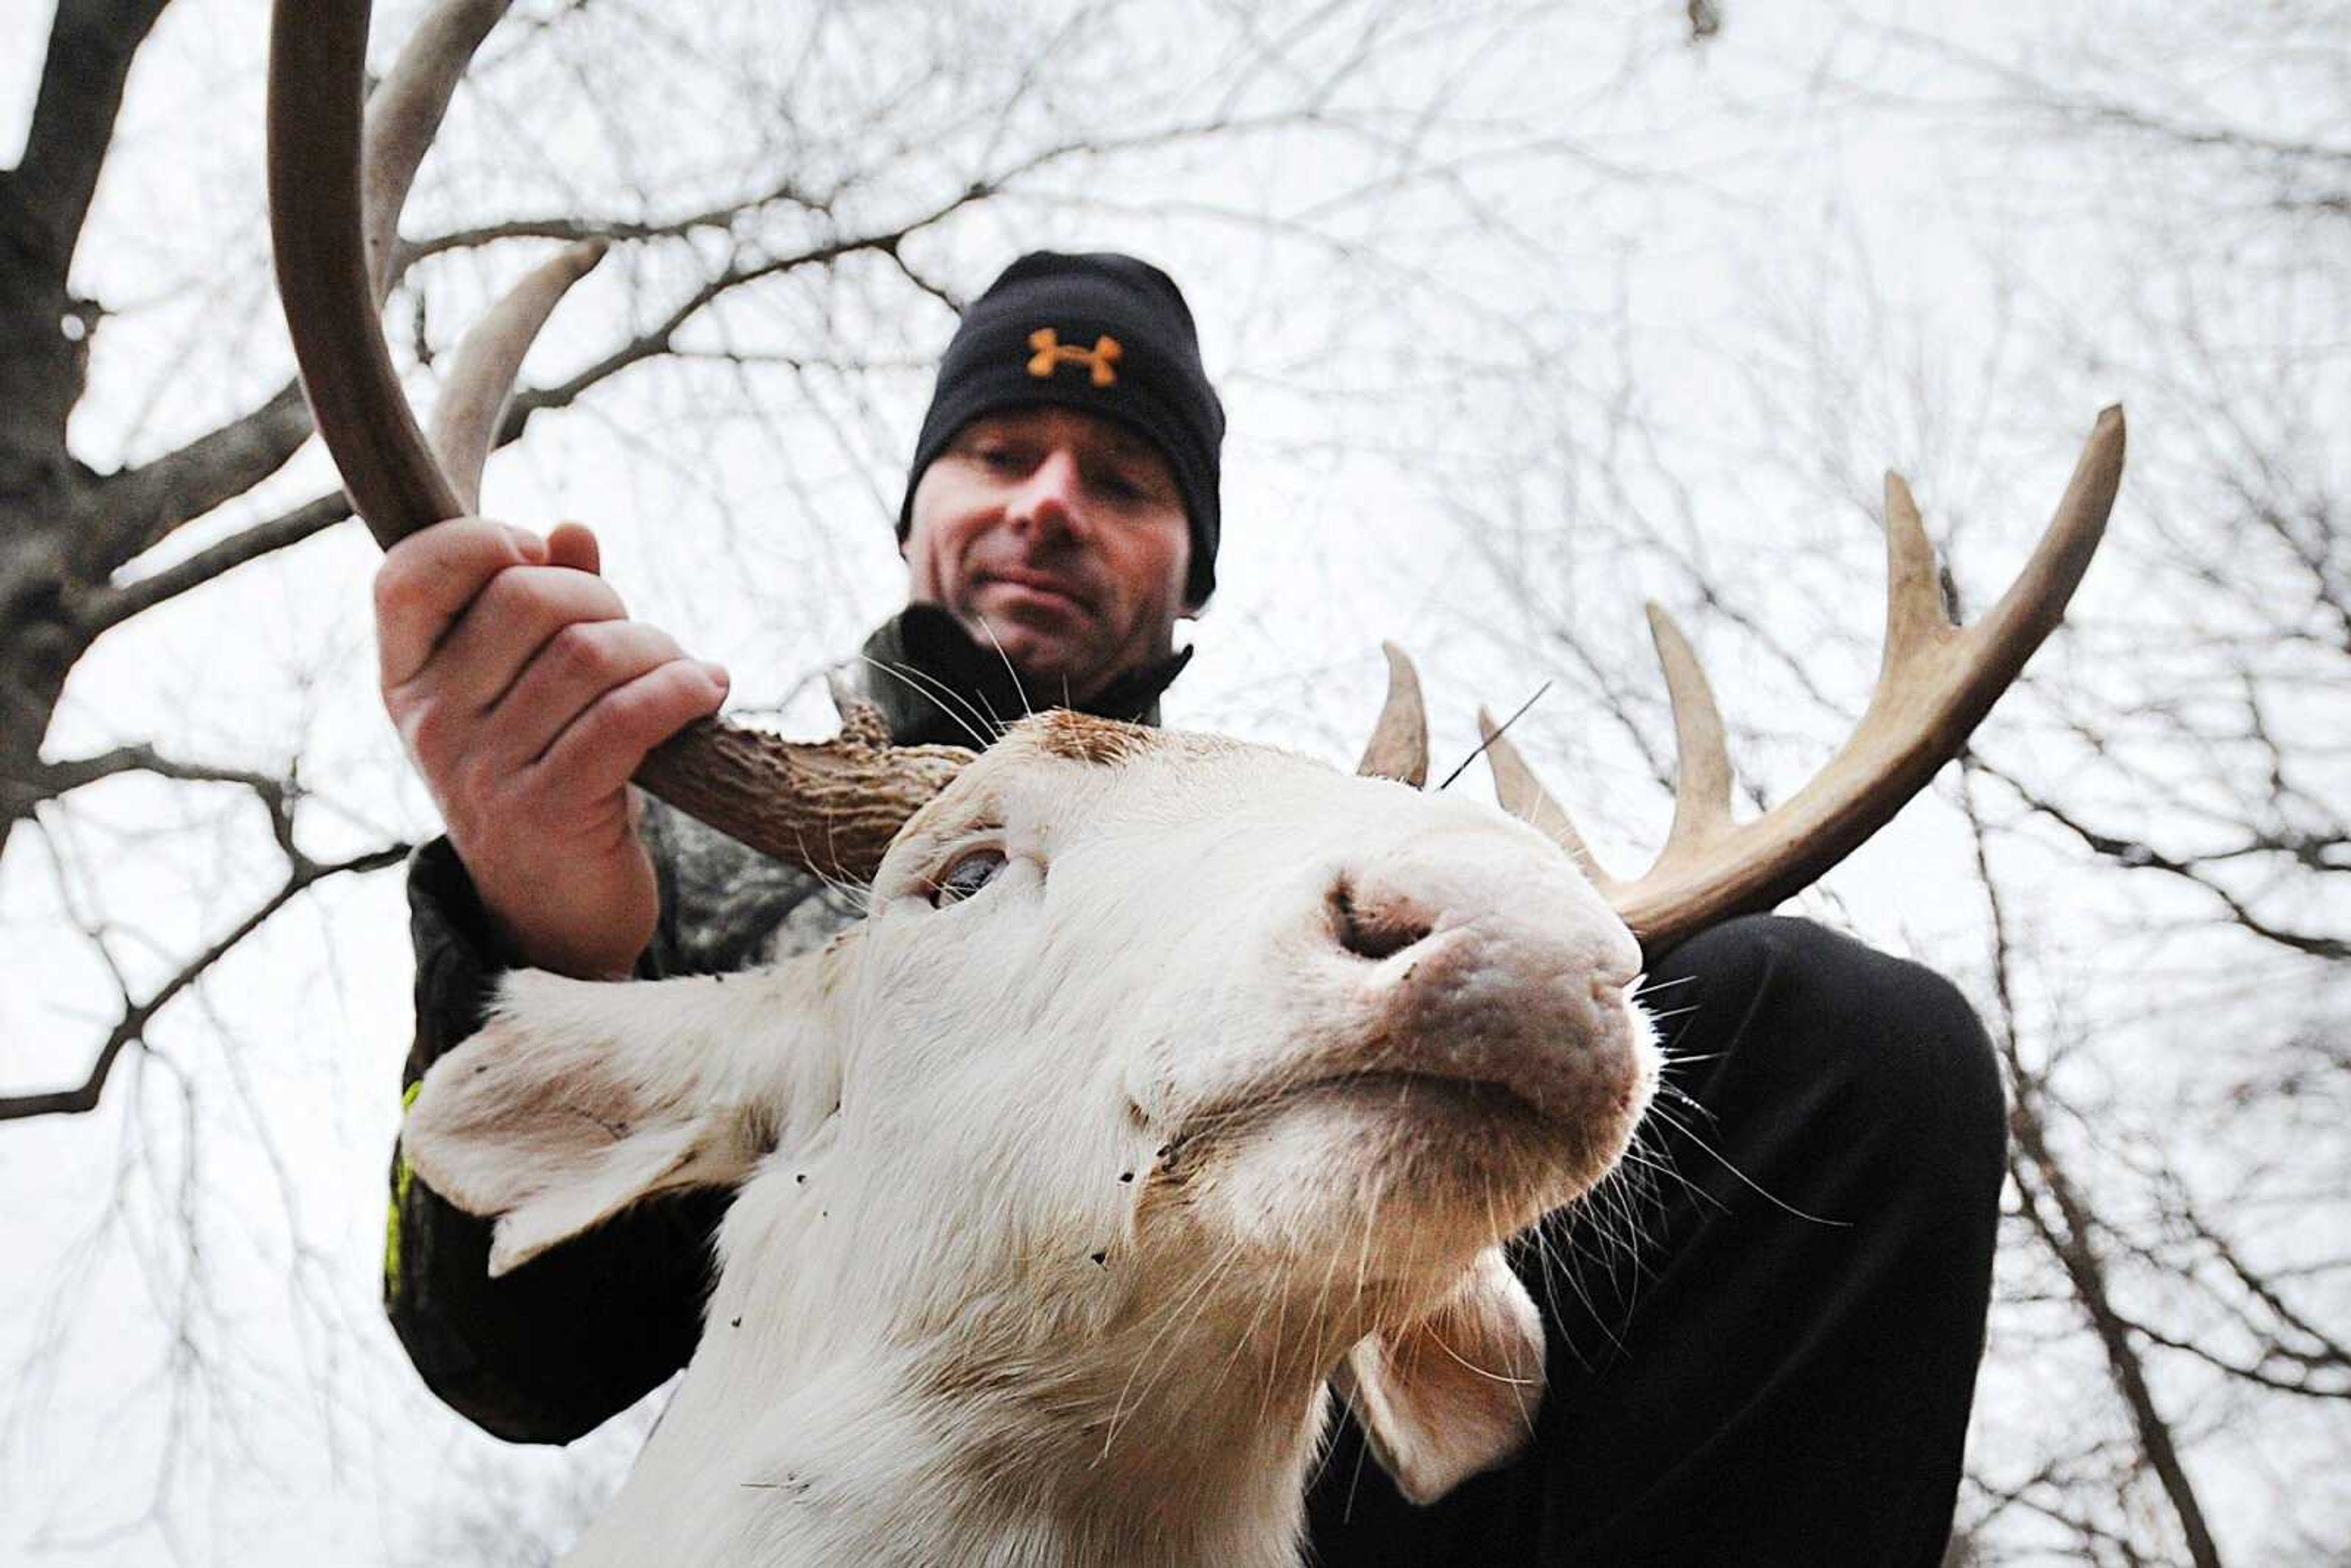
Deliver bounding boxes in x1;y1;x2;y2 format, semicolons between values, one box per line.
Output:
0;0;176;862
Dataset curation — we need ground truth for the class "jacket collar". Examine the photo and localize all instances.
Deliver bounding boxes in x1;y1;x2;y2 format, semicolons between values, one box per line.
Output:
850;604;1193;749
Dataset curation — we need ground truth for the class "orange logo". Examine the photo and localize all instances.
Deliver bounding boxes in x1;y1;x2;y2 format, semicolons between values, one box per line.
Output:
1026;328;1122;387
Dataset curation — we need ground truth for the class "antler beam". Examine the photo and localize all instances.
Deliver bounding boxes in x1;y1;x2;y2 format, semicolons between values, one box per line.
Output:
266;0;967;883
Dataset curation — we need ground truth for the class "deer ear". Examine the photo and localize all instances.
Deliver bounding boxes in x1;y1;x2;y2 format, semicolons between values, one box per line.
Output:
400;958;844;1277
1332;1246;1547;1505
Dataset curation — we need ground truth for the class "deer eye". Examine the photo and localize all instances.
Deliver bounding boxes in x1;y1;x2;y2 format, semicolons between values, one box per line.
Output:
930;847;1008;907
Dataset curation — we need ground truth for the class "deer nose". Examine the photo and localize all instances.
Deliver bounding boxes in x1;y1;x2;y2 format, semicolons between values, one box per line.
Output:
1328;872;1438;962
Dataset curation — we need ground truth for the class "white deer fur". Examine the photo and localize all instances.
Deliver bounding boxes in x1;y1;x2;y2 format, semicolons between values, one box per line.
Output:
402;713;1658;1567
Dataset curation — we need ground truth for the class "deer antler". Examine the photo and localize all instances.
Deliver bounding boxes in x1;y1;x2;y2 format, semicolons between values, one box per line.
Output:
1357;642;1430;786
1480;407;2124;956
266;0;969;883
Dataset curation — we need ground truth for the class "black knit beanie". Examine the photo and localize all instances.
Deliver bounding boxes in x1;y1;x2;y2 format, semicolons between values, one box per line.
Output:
896;251;1224;606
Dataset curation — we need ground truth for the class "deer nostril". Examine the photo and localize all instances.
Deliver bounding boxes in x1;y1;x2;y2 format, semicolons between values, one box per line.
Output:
1329;874;1436;961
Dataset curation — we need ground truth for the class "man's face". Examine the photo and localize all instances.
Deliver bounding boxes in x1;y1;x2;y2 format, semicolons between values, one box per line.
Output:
904;407;1193;705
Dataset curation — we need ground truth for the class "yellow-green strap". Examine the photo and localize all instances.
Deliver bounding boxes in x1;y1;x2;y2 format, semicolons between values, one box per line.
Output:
384;1078;424;1299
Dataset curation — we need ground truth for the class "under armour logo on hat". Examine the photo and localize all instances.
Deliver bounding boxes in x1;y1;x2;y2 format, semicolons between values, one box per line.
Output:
1026;327;1122;386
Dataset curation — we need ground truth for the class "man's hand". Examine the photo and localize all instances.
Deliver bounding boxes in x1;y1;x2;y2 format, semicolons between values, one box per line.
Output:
377;519;729;978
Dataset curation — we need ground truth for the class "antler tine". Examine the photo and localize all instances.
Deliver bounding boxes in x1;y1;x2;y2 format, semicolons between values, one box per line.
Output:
269;0;972;883
1477;707;1621;896
346;0;609;520
430;239;609;512
362;0;514;304
1356;642;1430;787
1879;471;1955;678
1960;405;2124;681
1602;407;2124;955
1643;603;1735;860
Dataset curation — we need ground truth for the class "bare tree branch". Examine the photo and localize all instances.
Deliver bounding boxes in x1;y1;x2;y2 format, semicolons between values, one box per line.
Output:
5;743;297;826
80;226;954;629
2109;1311;2349;1401
1974;759;2348;962
1961;761;2228;1568
400;173;824;265
78;383;315;578
84;493;354;634
0;842;409;1123
2180;1203;2351;1382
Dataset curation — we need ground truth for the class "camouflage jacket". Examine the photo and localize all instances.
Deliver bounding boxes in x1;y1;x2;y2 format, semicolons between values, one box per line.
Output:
384;605;1190;1442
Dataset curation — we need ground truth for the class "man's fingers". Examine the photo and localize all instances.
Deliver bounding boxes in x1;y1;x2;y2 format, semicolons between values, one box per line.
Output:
400;565;634;723
375;518;548;688
470;619;704;774
528;657;730;806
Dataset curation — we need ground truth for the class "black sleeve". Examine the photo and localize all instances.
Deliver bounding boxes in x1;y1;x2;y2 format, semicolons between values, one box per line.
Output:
382;835;729;1444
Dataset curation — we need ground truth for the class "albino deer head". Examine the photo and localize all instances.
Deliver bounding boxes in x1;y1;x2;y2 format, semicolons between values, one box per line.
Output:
402;712;1655;1565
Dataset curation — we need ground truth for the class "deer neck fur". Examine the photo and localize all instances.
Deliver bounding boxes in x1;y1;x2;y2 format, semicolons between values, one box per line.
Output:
563;1149;1353;1568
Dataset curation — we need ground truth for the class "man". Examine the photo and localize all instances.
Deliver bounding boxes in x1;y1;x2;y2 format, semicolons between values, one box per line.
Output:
381;252;2004;1564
